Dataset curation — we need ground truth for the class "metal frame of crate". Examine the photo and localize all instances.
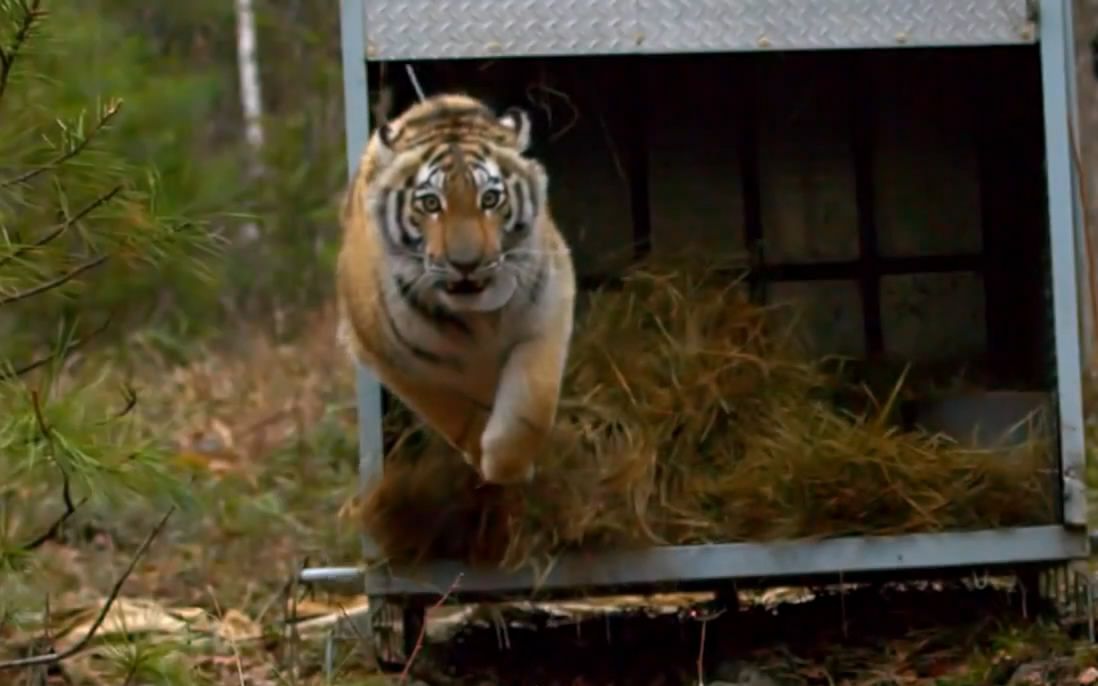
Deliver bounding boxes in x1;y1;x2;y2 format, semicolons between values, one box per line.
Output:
303;0;1090;615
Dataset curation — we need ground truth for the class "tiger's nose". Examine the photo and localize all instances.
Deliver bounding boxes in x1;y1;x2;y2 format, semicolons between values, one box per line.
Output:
449;257;481;276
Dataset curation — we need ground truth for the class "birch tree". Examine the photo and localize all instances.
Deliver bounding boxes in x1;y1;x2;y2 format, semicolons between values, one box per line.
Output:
234;0;265;244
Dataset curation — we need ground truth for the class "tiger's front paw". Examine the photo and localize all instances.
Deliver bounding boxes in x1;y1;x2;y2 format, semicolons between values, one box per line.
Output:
479;426;537;485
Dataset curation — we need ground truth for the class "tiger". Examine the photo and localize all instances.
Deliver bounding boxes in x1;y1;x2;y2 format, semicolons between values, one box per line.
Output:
335;92;577;486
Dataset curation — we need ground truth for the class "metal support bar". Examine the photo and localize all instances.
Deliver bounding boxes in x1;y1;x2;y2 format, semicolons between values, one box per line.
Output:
340;0;384;562
302;526;1086;599
848;53;885;357
1039;0;1089;531
340;0;368;187
297;0;387;599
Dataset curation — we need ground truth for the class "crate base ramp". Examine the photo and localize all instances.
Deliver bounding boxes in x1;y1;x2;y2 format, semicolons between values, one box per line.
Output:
301;0;1092;673
302;526;1086;599
301;526;1093;674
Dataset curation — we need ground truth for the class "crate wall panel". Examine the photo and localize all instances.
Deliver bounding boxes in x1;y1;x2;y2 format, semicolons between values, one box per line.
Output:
869;53;984;258
768;279;866;357
756;55;860;264
647;58;747;257
880;271;987;360
537;74;636;278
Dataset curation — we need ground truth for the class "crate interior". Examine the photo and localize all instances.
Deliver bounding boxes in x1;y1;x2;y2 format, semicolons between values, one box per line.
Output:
364;45;1063;533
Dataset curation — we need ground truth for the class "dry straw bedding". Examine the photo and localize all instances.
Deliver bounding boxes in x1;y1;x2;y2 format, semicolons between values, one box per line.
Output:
359;258;1055;572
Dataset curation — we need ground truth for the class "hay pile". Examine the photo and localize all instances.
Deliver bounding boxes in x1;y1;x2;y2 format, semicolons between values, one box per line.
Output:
359;259;1056;571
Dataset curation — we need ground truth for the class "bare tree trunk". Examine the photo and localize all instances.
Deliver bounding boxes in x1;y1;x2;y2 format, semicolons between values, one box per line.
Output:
234;0;265;244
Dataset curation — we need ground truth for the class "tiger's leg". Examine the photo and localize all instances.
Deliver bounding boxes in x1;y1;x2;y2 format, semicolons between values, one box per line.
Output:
479;318;571;485
383;371;491;467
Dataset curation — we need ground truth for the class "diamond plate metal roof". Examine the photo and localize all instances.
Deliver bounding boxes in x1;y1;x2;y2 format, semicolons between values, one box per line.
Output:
362;0;1034;61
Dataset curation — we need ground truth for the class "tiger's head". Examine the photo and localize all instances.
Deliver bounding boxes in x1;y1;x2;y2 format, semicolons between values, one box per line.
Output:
363;93;550;314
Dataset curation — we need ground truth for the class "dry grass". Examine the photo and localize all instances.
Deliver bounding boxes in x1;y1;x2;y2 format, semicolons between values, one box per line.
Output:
361;257;1057;572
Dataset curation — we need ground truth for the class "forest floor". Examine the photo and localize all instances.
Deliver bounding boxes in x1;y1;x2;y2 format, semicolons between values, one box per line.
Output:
6;304;1098;686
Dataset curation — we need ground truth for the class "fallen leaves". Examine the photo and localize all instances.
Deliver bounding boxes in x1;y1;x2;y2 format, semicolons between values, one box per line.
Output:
59;597;194;648
158;304;354;477
3;596;265;659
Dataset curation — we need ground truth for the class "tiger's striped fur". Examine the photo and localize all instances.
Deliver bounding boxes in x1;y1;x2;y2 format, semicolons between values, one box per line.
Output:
336;93;576;485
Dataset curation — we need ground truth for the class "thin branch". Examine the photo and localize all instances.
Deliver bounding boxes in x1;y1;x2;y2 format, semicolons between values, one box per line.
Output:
113;384;137;419
19;391;87;551
696;617;708;686
254;572;295;628
0;254;108;307
120;662;140;686
20;463;86;551
1068;115;1098;367
205;586;246;686
19;493;84;551
43;593;51;644
0;186;123;270
0;0;43;104
690;607;725;686
1;315;112;380
0;100;122;190
286;558;302;686
0;506;176;671
398;573;462;685
29;386;47;432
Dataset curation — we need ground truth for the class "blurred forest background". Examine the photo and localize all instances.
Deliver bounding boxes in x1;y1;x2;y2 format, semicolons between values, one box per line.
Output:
1;1;371;682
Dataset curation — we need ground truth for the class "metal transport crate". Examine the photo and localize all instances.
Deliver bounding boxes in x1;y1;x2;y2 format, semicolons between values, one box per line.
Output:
303;0;1091;663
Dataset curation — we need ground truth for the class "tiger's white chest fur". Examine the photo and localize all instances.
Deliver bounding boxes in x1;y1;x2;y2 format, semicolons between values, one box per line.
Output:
377;263;561;405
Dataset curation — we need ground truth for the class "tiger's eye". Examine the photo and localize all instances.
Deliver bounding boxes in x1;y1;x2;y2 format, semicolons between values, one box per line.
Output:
480;189;501;210
419;195;442;213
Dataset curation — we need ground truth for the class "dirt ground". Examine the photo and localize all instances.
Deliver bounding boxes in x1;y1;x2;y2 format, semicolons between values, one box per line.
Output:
337;581;1098;686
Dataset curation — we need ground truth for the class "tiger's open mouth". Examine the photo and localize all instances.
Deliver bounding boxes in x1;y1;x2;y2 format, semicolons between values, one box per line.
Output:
442;277;489;296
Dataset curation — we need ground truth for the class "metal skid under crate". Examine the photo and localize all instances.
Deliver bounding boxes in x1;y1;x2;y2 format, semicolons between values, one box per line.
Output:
303;0;1091;667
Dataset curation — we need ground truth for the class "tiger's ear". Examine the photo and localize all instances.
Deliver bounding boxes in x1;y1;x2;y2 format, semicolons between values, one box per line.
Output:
499;107;532;152
373;121;398;163
378;122;395;147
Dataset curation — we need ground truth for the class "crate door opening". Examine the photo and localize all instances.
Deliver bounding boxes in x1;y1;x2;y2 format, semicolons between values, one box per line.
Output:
361;48;1059;572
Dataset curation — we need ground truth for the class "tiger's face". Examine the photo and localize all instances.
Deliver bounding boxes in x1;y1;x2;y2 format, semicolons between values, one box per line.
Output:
365;95;549;314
